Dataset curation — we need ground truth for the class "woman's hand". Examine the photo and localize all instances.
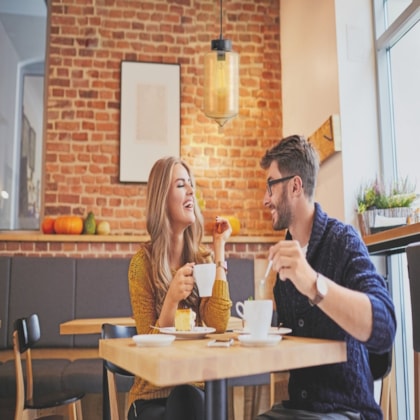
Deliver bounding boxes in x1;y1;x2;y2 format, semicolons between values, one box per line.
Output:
167;262;195;303
213;216;232;242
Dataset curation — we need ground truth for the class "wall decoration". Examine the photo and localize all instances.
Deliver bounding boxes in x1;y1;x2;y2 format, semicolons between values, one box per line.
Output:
119;61;180;182
308;114;341;164
18;111;39;227
29;126;36;170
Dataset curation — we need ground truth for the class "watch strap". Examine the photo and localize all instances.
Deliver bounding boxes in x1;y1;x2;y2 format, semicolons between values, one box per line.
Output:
216;261;228;273
308;272;324;306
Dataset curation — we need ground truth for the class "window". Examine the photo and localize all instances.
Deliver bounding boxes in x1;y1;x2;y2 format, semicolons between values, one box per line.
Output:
374;1;420;418
0;0;47;230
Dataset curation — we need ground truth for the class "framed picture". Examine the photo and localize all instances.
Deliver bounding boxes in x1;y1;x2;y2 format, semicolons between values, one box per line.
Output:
21;113;30;158
119;61;180;182
29;126;36;171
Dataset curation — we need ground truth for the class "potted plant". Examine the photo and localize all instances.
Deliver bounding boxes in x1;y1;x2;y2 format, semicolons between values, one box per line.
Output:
356;177;417;236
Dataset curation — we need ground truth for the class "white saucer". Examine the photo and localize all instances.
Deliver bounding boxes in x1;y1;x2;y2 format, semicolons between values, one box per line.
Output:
132;334;176;347
238;334;282;347
234;327;292;336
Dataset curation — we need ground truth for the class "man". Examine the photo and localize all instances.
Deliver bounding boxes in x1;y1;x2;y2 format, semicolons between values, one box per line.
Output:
257;135;396;419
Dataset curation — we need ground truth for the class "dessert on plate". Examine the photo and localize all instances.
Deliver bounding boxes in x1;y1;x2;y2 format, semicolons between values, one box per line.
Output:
175;308;196;331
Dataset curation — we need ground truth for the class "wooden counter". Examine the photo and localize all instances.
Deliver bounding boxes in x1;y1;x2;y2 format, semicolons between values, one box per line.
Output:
362;222;420;256
0;232;279;244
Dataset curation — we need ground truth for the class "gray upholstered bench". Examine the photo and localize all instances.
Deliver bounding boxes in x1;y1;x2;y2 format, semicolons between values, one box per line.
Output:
0;256;132;419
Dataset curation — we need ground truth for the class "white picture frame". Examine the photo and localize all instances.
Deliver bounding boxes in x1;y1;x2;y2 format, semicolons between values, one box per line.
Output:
119;61;180;182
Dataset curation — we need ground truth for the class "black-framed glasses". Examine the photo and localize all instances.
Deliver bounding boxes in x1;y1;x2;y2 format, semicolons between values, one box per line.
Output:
266;175;295;197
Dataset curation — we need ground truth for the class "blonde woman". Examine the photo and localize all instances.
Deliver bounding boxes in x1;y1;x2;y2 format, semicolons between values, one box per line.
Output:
128;156;232;420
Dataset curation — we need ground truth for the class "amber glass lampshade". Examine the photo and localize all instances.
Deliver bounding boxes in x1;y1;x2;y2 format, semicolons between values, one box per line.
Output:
204;38;239;128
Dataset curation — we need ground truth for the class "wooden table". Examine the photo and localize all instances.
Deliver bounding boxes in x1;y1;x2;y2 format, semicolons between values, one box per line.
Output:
59;316;243;335
59;317;135;335
99;335;346;420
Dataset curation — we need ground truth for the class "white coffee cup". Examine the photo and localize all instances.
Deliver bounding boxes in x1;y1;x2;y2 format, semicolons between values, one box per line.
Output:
193;263;216;297
235;299;273;339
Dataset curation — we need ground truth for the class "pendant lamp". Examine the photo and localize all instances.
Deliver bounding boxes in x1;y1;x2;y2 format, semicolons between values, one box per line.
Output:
204;0;239;128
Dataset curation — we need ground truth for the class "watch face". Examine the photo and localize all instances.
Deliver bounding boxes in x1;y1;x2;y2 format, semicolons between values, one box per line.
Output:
317;274;328;297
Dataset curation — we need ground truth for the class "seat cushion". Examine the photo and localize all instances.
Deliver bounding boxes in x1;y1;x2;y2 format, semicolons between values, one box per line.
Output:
0;257;11;349
74;258;131;347
62;358;104;394
8;257;76;348
0;359;71;398
62;358;135;394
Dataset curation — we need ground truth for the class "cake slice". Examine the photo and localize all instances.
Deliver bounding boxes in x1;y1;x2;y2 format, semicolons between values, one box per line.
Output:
175;308;196;331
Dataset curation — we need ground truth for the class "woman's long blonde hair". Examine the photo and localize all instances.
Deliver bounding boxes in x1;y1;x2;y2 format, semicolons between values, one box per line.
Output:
145;157;210;313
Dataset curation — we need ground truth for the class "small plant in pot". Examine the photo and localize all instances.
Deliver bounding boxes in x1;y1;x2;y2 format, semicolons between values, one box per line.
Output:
356;176;417;236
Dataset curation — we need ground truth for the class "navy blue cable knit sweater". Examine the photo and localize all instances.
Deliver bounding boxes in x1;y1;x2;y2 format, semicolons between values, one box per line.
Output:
274;203;396;419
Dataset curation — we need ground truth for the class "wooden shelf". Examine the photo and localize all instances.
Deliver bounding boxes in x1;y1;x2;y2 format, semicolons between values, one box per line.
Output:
363;223;420;255
0;232;279;244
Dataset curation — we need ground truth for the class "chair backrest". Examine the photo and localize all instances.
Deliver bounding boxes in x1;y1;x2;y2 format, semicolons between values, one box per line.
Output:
13;313;41;406
101;323;137;375
406;242;420;352
369;350;392;381
15;313;41;353
226;258;255;317
102;323;136;420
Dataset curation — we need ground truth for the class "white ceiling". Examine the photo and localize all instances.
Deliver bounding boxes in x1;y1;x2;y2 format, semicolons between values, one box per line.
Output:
0;0;46;16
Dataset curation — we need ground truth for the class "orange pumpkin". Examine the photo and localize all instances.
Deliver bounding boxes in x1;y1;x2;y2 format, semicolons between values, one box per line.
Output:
54;216;84;235
222;215;241;236
41;217;56;234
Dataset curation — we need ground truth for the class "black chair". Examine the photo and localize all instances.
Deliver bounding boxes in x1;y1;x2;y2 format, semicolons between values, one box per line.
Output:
102;323;137;420
406;242;420;419
227;258;276;419
13;313;84;420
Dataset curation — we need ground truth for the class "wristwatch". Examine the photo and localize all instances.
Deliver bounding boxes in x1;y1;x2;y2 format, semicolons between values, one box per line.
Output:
216;260;228;273
309;272;328;306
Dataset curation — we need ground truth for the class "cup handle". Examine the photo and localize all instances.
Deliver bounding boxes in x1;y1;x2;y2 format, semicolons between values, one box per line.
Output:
235;301;245;319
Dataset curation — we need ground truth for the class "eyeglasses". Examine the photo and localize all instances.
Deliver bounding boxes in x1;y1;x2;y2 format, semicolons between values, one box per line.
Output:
266;175;295;197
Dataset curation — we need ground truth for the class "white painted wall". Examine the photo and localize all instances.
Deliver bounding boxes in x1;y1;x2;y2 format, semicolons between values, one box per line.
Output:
280;0;381;228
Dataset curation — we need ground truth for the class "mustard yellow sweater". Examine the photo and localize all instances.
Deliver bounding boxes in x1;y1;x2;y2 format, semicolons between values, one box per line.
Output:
128;246;232;405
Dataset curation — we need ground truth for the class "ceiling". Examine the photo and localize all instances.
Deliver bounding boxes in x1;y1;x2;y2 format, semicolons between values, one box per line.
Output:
0;0;46;61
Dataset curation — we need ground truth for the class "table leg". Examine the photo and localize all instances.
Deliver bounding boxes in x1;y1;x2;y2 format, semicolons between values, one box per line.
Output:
205;379;228;420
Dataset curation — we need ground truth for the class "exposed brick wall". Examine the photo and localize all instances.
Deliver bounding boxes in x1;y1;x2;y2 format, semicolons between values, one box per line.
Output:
3;0;282;258
44;0;282;237
0;239;274;259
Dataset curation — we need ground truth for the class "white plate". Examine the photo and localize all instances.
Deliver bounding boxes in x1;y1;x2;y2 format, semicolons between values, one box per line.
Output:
233;327;292;336
158;326;216;339
238;334;282;347
132;334;175;347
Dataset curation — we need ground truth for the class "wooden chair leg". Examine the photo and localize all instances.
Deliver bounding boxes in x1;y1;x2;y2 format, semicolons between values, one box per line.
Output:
76;399;83;420
107;369;120;420
250;385;263;418
270;372;276;407
415;352;420;420
380;373;391;420
68;402;78;420
389;352;397;420
232;386;245;420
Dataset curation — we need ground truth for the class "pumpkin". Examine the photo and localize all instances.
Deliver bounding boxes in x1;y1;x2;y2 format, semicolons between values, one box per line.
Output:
222;215;241;236
54;216;84;235
41;217;56;234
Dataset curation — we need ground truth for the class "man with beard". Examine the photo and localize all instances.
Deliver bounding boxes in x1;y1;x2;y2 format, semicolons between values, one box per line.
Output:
257;135;396;420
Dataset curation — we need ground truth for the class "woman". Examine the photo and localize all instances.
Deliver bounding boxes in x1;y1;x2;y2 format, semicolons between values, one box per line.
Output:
127;156;232;420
